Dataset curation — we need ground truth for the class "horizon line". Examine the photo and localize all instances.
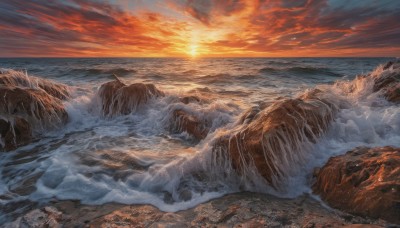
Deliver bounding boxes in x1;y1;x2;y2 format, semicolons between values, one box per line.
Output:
0;56;397;59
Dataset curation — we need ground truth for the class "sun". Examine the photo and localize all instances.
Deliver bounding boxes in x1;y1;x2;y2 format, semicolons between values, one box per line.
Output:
189;45;198;57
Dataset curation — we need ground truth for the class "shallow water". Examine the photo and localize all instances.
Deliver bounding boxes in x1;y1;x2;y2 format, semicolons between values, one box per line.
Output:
0;57;398;222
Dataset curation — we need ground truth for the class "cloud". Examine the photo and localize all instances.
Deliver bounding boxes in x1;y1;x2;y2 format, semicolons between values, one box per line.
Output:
0;0;399;57
191;0;400;56
0;0;189;57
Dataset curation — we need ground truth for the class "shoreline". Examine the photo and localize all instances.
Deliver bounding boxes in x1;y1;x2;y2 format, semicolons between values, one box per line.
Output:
4;192;391;227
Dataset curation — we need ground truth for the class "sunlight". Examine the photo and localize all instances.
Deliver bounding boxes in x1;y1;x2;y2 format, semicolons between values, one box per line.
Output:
189;45;198;57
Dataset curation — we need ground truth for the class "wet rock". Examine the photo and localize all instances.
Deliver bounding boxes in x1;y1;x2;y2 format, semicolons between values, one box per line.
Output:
313;146;400;224
237;105;261;124
212;89;339;187
178;189;192;201
9;193;388;227
0;70;70;100
180;95;201;104
0;83;68;151
0;117;32;151
0;87;68;127
98;79;164;116
382;61;394;70
384;83;400;103
372;61;400;103
171;110;209;140
3;206;63;228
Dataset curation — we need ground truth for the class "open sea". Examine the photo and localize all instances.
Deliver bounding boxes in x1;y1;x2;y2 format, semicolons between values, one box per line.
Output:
0;57;399;222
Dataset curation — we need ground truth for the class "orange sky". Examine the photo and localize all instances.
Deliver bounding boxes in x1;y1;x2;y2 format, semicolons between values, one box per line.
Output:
0;0;399;57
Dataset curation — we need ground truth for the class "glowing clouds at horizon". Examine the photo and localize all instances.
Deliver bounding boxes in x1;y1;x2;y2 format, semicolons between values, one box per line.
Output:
0;0;399;57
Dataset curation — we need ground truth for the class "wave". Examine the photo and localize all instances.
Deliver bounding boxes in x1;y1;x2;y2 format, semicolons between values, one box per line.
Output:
69;67;137;76
0;60;399;223
258;67;278;73
198;73;259;84
183;70;198;74
259;66;342;77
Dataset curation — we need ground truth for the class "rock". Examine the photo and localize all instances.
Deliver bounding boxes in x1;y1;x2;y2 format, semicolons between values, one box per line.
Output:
98;80;164;116
7;193;388;227
0;70;70;100
237;105;261;125
3;206;63;228
0;86;68;128
180;95;201;104
372;61;400;103
212;89;339;187
0;85;68;151
0;117;32;151
313;146;400;224
384;83;400;103
171;110;209;140
382;61;394;70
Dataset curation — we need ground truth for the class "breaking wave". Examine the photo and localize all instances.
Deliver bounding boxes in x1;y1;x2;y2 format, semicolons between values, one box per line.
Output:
0;58;398;223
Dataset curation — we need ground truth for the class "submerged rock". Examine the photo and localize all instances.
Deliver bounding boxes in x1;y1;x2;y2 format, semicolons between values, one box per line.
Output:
212;89;339;187
98;79;164;116
313;146;400;224
171;109;209;140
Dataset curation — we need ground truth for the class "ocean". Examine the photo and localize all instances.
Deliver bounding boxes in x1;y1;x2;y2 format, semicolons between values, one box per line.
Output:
0;57;399;222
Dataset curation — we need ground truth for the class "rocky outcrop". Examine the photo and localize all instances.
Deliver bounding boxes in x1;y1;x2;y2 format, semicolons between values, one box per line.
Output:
0;87;68;128
212;89;339;187
4;193;388;227
313;146;400;224
371;61;400;103
0;70;70;100
98;79;164;117
171;110;209;140
0;86;68;151
0;71;70;151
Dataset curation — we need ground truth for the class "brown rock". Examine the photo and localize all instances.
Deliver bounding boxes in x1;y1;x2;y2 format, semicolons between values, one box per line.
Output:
3;206;63;228
98;80;164;116
180;95;201;104
372;61;400;103
212;89;339;187
384;83;400;103
0;117;32;151
0;85;68;151
0;86;68;128
171;110;209;140
313;146;400;224
237;106;261;125
7;193;389;227
0;71;70;100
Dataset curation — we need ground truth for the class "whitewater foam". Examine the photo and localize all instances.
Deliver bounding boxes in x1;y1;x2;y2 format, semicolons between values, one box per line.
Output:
0;57;398;223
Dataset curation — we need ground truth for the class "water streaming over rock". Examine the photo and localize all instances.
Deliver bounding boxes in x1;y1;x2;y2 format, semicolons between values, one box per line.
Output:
0;57;399;223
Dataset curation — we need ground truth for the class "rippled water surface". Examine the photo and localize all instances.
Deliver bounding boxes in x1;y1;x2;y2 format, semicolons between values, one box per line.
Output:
0;57;398;222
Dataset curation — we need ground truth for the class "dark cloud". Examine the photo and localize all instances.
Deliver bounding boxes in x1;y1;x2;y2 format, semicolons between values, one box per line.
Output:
0;0;178;57
174;0;249;25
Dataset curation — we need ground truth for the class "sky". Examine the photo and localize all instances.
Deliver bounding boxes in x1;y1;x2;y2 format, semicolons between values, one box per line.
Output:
0;0;399;57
